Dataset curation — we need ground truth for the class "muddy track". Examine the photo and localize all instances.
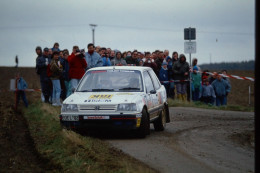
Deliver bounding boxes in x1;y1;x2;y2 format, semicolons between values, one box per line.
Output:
106;107;254;173
0;101;60;172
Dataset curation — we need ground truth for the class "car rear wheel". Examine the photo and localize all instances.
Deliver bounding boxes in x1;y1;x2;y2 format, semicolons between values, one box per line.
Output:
136;108;150;138
153;106;166;131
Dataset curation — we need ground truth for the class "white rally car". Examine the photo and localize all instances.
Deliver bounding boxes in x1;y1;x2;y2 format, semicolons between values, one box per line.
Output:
60;66;170;137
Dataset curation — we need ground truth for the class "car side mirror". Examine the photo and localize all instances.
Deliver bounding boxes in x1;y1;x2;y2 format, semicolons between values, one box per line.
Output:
150;90;156;94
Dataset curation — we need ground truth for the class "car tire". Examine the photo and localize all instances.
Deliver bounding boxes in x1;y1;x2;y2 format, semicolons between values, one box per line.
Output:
153;106;166;131
137;108;150;138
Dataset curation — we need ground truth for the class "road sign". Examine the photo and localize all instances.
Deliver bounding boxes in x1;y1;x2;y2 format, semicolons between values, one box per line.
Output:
184;28;196;40
184;41;196;54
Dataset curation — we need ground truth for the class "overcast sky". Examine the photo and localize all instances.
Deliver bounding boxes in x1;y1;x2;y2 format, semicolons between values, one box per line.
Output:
0;0;255;67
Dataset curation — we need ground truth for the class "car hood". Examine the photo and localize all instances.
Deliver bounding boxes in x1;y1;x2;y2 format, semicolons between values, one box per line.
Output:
63;92;143;105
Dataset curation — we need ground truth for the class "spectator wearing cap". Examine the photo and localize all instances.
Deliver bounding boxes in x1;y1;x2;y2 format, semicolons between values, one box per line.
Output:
191;66;201;101
36;47;52;103
159;61;170;97
111;52;127;66
85;43;103;70
172;54;189;101
211;72;231;106
68;46;88;93
50;51;63;106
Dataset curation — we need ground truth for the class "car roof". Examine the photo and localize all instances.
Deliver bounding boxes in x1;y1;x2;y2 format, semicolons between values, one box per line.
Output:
88;66;152;72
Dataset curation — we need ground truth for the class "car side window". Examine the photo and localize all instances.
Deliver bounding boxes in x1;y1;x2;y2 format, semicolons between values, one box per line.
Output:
143;71;155;93
148;70;161;90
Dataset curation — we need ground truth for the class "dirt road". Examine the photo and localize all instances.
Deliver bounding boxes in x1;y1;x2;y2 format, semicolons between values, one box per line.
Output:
107;107;254;173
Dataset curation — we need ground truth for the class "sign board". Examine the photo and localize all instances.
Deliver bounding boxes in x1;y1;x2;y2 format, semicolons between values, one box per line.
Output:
184;28;196;40
184;41;196;54
10;79;15;91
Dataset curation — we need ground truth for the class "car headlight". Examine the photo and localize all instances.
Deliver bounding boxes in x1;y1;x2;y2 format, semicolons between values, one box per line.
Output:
117;103;137;111
61;104;78;112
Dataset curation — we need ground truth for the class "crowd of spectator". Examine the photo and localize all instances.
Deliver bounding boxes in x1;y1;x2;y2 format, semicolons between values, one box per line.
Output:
35;42;231;107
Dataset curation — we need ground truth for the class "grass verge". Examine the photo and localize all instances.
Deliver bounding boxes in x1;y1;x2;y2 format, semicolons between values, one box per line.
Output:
167;98;254;112
23;101;157;173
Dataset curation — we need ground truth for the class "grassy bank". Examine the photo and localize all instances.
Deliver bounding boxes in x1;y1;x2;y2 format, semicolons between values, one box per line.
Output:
23;102;157;173
167;98;254;112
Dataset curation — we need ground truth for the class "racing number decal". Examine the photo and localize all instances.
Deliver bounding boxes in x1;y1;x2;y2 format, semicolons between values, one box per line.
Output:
89;95;113;99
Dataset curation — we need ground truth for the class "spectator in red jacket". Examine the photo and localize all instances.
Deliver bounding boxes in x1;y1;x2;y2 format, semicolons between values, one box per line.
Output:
68;46;87;93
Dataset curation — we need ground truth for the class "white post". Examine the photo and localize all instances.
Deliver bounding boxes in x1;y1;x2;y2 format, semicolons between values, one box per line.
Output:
249;85;251;105
10;79;15;91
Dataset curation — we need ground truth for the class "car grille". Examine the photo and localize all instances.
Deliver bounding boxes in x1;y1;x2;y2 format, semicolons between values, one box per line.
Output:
78;104;117;112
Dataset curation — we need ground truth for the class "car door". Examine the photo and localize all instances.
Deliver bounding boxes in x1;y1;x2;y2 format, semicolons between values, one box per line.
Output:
143;71;158;120
148;69;165;113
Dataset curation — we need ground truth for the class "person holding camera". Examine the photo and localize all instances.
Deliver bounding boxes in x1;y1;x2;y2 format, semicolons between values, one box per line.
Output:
85;43;103;70
143;54;158;74
68;46;87;93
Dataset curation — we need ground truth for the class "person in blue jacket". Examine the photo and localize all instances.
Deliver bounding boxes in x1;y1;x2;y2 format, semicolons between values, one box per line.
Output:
211;72;231;106
16;73;28;108
159;61;169;97
85;43;103;70
102;53;111;66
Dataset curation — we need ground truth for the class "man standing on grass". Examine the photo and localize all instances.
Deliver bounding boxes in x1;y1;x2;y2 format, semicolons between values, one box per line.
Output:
211;72;231;106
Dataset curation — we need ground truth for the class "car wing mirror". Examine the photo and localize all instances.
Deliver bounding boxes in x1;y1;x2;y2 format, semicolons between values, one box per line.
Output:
150;90;156;94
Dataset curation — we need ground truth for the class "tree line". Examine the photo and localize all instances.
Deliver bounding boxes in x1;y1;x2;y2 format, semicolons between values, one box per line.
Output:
200;60;254;71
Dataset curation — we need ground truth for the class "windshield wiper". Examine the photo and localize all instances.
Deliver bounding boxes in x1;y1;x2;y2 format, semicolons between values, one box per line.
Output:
78;90;90;92
119;87;140;91
92;89;114;91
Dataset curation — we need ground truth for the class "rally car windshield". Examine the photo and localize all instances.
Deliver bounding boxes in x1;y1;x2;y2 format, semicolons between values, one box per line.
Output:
77;70;144;92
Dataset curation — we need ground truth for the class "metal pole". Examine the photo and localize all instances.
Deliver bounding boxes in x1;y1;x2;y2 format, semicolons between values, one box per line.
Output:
92;29;95;45
189;27;192;102
89;24;97;45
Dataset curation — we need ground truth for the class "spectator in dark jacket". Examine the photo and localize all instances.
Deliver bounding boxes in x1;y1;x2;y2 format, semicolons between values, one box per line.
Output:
68;46;87;93
125;51;139;66
60;50;71;98
172;54;189;101
36;47;52;103
50;51;63;106
166;56;175;99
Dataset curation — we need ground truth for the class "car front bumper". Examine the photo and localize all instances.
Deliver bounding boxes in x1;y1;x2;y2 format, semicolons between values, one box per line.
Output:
59;114;142;130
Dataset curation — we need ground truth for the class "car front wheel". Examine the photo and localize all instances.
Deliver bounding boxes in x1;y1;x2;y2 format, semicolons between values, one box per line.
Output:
136;108;150;138
153;106;166;131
